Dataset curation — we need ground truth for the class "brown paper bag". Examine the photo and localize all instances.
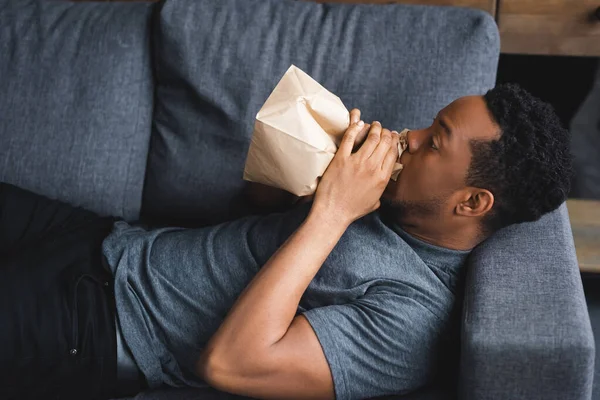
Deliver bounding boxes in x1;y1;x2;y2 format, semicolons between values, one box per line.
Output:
243;65;407;196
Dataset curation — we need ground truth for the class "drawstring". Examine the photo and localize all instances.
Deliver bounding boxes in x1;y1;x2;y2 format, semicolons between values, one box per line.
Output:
70;274;107;356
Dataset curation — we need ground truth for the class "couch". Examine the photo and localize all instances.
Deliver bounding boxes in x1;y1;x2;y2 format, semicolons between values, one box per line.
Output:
0;0;594;399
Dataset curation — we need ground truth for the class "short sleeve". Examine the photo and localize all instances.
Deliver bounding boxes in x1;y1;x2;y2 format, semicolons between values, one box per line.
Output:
302;290;446;400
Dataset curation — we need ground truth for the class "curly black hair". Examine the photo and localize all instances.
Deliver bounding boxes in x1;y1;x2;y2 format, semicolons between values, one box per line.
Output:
467;83;573;234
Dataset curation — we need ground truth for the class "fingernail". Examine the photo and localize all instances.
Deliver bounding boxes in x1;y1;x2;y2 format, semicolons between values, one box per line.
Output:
392;130;399;135
357;120;364;127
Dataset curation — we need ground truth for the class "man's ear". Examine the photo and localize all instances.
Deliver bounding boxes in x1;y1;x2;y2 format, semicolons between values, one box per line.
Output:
456;188;494;217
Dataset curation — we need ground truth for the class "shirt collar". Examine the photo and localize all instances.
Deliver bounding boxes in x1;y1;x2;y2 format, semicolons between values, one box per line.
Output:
389;222;471;269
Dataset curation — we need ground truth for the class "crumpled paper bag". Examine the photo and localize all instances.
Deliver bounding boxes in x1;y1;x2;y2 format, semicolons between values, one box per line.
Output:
243;65;408;196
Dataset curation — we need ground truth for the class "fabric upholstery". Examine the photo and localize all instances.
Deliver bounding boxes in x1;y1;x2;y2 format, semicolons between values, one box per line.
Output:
144;0;500;225
0;0;154;220
460;203;595;400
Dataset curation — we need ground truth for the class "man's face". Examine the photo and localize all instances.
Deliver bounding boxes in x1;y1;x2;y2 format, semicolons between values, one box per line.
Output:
382;96;499;219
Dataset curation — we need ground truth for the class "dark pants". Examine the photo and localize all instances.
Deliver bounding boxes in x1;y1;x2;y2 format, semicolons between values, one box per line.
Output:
0;183;119;400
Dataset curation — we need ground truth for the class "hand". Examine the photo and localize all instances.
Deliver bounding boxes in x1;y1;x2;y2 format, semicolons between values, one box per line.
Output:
349;108;370;152
311;115;400;227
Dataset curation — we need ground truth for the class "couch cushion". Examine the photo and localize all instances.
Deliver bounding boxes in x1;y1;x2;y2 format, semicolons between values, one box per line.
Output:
0;0;154;220
460;204;595;400
144;0;499;225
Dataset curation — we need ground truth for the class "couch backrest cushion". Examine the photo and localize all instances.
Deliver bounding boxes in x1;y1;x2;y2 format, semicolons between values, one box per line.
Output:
0;0;154;220
144;0;499;225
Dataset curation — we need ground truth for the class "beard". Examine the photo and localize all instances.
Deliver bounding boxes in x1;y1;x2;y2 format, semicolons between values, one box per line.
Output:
380;195;445;223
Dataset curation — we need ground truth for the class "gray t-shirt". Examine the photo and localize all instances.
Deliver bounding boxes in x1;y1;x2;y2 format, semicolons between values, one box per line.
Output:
102;203;469;400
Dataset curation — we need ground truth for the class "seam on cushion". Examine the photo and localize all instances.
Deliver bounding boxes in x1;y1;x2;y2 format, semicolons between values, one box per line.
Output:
137;2;163;221
123;6;153;220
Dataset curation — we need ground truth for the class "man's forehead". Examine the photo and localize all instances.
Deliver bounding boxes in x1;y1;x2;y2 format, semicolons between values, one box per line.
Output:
439;96;483;116
438;96;499;141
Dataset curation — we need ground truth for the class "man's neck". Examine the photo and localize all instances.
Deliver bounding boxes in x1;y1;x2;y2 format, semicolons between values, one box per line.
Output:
398;220;481;251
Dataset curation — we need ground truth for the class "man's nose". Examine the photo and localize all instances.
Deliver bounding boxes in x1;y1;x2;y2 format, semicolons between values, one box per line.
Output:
407;129;424;153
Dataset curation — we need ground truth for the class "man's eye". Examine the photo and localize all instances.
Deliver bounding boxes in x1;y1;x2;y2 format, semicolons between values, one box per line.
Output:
430;137;439;151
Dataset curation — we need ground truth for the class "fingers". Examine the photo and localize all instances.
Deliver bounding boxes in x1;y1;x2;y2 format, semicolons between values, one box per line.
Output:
382;132;400;174
350;108;361;125
357;121;383;158
371;127;394;162
338;120;366;156
352;123;371;152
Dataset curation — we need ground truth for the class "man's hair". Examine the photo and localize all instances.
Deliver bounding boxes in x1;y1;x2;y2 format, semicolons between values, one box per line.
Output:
467;83;573;234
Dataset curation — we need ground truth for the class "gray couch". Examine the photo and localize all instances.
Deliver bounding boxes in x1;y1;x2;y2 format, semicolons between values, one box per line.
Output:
0;0;594;399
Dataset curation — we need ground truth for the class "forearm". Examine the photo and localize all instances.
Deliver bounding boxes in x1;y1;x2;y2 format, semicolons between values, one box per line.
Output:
198;209;348;375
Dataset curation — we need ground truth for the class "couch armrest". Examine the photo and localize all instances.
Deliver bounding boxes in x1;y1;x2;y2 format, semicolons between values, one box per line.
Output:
459;203;595;400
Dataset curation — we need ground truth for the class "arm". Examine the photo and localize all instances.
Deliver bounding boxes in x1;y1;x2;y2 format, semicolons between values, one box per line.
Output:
196;110;401;399
200;204;344;399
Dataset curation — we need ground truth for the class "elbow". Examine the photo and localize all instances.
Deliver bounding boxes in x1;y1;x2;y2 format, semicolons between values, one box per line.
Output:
197;348;273;393
196;349;241;391
196;350;225;387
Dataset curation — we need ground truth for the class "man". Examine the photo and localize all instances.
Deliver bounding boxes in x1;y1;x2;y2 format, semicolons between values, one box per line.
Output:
0;84;572;400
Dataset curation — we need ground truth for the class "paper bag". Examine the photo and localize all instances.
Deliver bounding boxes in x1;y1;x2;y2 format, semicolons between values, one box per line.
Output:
243;65;408;196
